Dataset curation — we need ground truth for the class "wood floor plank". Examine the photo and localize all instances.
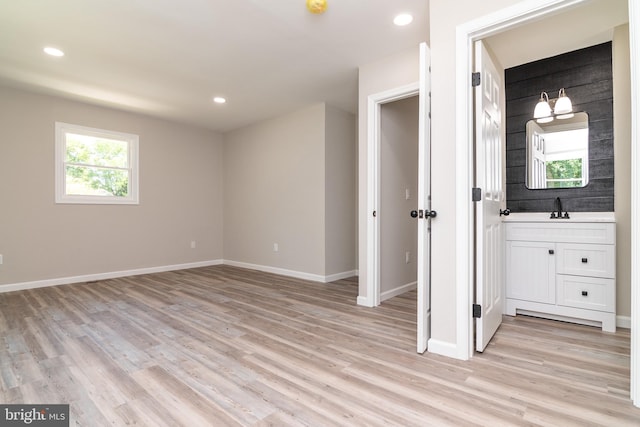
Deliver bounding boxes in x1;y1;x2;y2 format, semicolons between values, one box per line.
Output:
0;264;638;426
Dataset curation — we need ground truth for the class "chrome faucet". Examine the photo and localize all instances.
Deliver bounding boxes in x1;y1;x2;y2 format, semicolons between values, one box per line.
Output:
550;197;570;219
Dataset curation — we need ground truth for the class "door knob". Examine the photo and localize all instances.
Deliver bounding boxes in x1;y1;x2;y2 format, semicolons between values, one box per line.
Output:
499;208;511;216
426;210;437;218
410;210;419;218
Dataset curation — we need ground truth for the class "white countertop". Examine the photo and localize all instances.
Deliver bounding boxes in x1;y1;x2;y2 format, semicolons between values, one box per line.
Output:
502;212;616;223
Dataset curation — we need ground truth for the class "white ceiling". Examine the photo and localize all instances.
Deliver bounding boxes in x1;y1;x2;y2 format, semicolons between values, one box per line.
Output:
485;0;628;69
0;0;429;133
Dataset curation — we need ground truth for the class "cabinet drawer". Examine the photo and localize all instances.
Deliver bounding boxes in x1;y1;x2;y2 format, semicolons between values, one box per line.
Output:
557;275;615;312
505;222;615;244
556;244;615;278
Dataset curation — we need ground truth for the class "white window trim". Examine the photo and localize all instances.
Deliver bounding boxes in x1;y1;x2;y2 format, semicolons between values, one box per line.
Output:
55;122;139;204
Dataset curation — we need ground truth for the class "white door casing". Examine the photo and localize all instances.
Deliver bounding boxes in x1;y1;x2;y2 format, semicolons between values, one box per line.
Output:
417;42;432;353
454;0;598;362
474;40;504;352
451;0;638;408
364;82;419;310
363;43;431;354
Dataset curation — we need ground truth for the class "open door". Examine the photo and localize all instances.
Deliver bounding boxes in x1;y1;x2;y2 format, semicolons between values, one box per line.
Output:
474;40;505;352
527;121;547;188
417;42;432;353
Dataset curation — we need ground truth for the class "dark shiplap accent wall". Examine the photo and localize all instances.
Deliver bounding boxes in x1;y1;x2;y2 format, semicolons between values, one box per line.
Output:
505;42;614;212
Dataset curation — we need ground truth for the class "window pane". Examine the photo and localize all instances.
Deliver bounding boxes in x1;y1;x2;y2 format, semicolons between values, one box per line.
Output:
65;133;128;168
546;158;582;180
66;165;129;197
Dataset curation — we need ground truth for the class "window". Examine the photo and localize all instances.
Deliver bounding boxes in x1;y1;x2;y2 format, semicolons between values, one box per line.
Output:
546;158;584;188
55;122;139;204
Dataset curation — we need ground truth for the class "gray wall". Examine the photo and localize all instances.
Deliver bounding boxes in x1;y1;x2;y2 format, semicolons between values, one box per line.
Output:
380;96;419;296
505;42;614;212
0;87;356;287
0;86;224;286
223;104;326;275
224;103;356;278
613;24;632;318
325;106;357;277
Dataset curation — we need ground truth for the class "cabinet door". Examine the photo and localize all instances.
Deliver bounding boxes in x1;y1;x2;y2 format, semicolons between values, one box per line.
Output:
506;241;556;304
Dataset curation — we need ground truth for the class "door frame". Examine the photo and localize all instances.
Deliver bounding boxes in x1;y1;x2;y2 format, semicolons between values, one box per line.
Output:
454;0;640;406
362;82;419;308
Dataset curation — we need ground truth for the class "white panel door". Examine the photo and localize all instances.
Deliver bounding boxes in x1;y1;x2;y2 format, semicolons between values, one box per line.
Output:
417;42;432;354
474;40;505;352
527;120;546;188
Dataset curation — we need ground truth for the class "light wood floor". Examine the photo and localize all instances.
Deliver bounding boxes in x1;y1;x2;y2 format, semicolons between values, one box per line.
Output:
0;265;637;426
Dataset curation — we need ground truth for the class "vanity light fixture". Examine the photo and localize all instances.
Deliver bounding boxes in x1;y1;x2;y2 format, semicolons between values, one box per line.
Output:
553;88;573;115
533;92;553;123
533;88;573;123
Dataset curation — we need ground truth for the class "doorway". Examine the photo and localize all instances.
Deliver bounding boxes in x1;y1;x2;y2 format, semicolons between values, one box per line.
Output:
454;0;639;407
379;96;419;302
362;40;432;353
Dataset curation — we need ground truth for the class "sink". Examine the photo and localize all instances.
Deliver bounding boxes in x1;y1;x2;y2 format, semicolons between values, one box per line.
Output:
502;212;615;223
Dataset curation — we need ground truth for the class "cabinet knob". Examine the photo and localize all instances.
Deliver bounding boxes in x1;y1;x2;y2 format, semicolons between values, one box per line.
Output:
548;249;554;255
581;257;588;263
581;291;588;297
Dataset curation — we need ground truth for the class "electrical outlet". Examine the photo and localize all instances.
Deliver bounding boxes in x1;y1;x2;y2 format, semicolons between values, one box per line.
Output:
405;251;410;264
0;254;3;265
273;243;279;252
190;241;196;249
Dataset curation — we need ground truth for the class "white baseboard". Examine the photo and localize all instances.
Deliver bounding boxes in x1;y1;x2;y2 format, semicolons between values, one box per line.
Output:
0;260;224;293
223;260;324;282
381;281;417;302
357;295;375;307
617;315;632;329
222;260;355;284
324;270;358;283
427;339;461;359
0;260;357;294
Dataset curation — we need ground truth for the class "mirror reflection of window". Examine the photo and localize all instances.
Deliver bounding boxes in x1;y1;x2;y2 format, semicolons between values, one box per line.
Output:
525;112;589;189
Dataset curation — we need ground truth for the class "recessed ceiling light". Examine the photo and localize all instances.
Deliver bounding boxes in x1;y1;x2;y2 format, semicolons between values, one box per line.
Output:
43;47;64;57
213;97;226;104
393;13;413;27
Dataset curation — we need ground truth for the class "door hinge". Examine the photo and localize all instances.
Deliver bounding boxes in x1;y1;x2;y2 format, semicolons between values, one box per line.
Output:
473;304;482;318
472;187;482;202
472;72;481;87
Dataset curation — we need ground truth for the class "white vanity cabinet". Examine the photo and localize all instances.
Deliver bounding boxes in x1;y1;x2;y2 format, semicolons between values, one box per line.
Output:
504;218;616;332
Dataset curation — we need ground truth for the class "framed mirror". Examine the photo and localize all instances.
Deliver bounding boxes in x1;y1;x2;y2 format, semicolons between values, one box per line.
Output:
526;111;589;189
